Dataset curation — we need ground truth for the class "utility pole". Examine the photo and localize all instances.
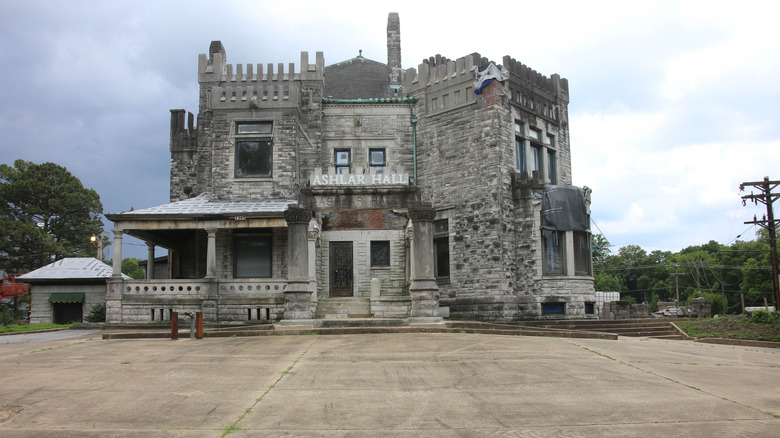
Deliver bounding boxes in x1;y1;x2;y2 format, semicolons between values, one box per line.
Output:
740;176;780;310
669;263;683;306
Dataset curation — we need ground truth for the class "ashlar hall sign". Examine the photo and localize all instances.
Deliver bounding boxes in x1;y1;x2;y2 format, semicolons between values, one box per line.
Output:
309;167;410;187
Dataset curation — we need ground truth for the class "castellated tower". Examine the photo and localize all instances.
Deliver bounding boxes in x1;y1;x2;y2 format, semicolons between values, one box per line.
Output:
169;41;325;203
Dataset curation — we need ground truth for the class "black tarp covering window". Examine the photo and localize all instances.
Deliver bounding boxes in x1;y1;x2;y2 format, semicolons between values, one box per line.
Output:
541;185;588;231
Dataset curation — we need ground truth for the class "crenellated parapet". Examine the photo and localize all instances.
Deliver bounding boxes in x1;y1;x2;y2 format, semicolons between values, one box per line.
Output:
404;53;480;93
404;53;482;115
197;41;325;110
503;56;568;123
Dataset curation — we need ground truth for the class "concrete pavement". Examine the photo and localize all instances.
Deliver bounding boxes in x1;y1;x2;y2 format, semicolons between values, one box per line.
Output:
0;331;778;437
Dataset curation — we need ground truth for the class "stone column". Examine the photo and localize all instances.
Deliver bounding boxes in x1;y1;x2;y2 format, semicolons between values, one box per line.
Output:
146;243;155;279
202;227;219;322
279;205;315;326
111;229;124;277
107;228;125;323
205;227;217;279
408;203;443;324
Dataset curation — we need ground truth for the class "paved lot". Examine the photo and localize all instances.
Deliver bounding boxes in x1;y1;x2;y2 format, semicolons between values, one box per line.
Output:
0;331;778;437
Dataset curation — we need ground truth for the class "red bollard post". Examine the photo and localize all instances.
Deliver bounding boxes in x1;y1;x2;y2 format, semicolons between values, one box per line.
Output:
171;311;179;340
196;312;203;339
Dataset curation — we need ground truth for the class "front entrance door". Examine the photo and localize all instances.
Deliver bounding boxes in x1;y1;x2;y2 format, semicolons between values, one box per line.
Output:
329;242;353;297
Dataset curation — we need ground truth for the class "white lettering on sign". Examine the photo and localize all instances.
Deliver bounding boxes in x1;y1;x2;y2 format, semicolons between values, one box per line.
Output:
311;171;409;187
233;216;246;221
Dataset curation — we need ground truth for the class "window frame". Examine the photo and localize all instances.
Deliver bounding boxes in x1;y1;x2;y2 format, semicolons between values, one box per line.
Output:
234;121;273;178
334;149;351;174
433;219;450;281
547;149;557;184
542;229;565;276
233;233;273;278
573;231;592;276
368;148;386;172
370;241;391;267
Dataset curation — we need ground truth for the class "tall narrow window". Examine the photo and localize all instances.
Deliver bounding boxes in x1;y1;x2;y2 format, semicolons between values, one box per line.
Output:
574;231;592;276
235;121;273;177
369;148;386;173
530;144;543;179
334;149;350;174
547;149;557;184
516;138;526;173
515;121;526;173
542;229;564;275
434;219;450;280
234;234;272;278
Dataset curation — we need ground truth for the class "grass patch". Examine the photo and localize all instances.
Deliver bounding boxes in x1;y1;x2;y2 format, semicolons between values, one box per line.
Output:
0;323;72;333
676;315;780;342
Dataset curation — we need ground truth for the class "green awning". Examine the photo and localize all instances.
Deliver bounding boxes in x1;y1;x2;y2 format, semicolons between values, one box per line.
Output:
49;293;85;304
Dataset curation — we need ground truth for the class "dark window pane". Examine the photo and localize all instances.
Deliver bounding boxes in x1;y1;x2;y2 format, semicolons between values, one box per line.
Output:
543;229;564;275
235;235;272;277
574;231;591;276
434;236;450;278
236;140;272;176
542;302;565;314
370;241;390;267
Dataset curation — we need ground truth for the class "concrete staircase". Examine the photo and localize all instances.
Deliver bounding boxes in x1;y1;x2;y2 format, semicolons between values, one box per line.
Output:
520;318;688;339
315;297;371;319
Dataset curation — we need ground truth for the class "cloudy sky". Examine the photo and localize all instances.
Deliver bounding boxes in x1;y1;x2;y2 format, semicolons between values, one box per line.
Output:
2;0;778;259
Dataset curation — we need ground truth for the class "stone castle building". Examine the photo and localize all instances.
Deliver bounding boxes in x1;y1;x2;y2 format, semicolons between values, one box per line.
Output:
105;13;595;325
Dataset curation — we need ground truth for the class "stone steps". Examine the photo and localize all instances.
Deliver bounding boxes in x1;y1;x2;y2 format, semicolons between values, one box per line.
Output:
315;297;371;319
520;318;687;339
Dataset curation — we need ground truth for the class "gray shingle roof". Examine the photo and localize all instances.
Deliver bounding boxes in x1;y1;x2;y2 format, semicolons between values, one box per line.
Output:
18;258;129;280
111;193;297;217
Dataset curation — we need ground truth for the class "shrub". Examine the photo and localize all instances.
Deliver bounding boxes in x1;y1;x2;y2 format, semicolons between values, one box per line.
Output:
85;304;106;323
749;309;778;324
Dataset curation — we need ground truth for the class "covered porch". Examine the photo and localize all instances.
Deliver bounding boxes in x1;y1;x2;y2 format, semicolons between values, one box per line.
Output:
104;194;314;323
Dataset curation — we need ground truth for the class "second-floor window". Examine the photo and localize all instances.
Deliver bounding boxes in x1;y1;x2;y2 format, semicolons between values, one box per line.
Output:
235;121;273;177
369;148;386;172
334;149;351;174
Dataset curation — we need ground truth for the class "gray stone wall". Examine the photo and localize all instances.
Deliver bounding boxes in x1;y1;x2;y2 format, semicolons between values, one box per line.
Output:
29;283;106;324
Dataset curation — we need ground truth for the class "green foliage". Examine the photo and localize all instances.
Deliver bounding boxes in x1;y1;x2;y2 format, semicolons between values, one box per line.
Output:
121;257;146;279
594;272;622;291
591;233;611;265
688;291;727;316
0;304;24;325
0;160;104;273
749;310;778;324
594;234;776;314
85;304;106;323
0;323;72;333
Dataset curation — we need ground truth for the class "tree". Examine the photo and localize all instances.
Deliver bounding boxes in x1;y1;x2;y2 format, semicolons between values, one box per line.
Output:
121;257;146;279
0;160;104;273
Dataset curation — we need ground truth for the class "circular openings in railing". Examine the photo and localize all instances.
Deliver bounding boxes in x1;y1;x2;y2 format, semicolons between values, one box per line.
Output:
178;286;183;291
247;285;253;291
152;286;158;291
187;286;192;291
274;285;279;290
266;285;271;290
195;286;200;291
239;285;244;291
143;286;150;292
161;286;166;292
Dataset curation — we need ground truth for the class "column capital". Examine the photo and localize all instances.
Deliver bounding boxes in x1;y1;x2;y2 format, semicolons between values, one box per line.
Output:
284;205;312;224
408;202;436;222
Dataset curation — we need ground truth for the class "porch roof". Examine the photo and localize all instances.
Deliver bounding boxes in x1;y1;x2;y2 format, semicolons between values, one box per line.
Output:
105;193;298;220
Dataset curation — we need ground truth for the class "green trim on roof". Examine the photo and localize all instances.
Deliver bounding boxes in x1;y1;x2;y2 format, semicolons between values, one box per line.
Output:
49;293;85;304
322;97;418;104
